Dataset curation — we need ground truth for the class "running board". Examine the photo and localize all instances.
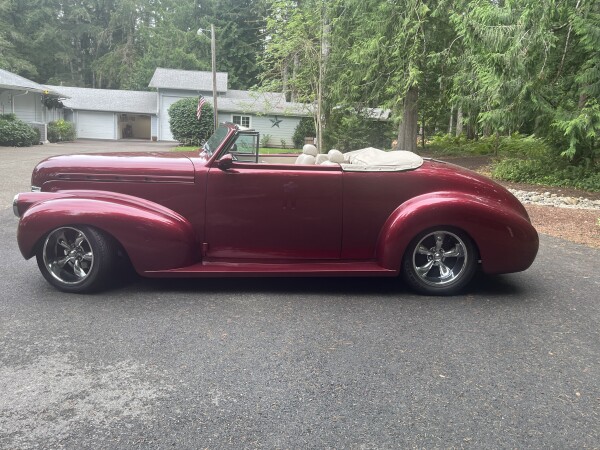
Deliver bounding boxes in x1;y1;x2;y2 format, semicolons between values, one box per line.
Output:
144;261;398;278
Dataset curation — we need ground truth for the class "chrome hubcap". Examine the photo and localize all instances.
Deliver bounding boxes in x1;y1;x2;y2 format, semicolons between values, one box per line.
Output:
412;231;467;286
43;227;94;284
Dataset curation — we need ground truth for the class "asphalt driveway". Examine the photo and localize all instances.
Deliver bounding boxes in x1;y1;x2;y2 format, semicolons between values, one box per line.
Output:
1;140;599;448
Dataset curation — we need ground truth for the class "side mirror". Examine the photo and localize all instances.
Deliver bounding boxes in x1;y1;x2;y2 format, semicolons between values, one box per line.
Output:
217;154;234;171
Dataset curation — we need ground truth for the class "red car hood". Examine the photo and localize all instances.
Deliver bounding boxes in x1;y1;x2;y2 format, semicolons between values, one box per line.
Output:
31;152;196;187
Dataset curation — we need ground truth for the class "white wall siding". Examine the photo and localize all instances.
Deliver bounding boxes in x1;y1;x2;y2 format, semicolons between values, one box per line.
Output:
238;115;301;148
12;92;41;122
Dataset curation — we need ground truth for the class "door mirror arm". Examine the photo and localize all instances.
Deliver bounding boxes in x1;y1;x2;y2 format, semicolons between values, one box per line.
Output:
217;154;234;171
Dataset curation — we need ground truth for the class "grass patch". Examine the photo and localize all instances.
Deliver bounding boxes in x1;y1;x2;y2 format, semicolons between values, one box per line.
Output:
171;145;199;152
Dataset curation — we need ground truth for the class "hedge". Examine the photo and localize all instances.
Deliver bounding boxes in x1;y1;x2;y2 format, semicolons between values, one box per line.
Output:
168;97;214;146
0;114;39;147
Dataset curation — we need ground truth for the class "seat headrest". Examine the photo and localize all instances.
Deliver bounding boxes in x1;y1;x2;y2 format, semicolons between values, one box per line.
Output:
328;149;344;163
302;144;318;156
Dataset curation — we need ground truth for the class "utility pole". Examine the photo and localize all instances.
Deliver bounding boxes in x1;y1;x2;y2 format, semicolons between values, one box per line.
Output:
211;24;218;132
198;25;218;132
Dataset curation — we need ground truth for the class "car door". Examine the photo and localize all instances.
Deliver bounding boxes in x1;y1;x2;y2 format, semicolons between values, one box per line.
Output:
204;151;343;260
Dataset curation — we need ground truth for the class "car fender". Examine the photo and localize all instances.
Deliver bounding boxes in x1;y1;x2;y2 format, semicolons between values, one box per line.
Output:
16;190;198;273
376;192;539;274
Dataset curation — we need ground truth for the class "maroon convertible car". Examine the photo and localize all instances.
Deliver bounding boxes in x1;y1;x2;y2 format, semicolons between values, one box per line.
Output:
13;123;538;295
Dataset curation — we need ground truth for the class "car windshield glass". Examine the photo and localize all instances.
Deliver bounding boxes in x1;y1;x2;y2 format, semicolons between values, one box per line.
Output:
202;125;230;156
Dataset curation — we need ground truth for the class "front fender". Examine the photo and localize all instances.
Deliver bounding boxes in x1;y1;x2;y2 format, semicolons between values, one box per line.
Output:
17;191;198;273
376;192;538;274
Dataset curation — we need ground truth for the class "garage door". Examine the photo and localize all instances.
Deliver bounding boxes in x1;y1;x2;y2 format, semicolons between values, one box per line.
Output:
76;111;115;139
160;95;188;141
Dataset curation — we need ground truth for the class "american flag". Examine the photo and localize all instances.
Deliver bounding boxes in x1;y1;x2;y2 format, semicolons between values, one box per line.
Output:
196;96;206;120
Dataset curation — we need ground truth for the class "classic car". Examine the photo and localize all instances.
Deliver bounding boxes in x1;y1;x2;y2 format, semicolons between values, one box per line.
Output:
13;123;538;295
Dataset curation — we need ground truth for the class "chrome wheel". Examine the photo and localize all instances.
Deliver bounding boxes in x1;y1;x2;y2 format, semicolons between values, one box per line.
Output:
403;228;477;295
412;231;468;287
42;227;94;285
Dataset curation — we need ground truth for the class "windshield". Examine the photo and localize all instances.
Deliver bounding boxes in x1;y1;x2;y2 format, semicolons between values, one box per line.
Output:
202;125;231;156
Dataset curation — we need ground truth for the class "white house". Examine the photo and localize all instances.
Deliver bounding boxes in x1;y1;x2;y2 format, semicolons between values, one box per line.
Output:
0;68;65;142
2;67;312;145
149;68;311;146
46;85;157;140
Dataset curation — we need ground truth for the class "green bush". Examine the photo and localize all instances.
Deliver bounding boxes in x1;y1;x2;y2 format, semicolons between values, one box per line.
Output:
48;119;76;142
260;134;272;147
493;156;600;191
292;117;316;148
0;115;38;147
428;133;550;157
168;97;214;146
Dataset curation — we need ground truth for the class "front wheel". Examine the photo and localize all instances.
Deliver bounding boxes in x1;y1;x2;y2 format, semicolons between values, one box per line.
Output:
36;225;117;293
402;228;478;296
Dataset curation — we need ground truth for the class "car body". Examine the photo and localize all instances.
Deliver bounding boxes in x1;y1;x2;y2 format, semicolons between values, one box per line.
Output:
13;123;538;295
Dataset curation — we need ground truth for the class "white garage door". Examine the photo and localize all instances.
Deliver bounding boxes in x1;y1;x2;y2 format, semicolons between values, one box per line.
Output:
76;111;115;139
160;95;188;141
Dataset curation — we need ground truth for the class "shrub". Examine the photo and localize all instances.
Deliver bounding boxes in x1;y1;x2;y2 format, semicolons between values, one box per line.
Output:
260;134;272;147
428;133;551;157
48;119;76;142
0;115;38;147
493;155;600;191
292;117;316;148
168;97;214;146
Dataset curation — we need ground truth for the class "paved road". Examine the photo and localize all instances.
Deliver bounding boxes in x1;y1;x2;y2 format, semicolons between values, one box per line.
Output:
1;141;599;448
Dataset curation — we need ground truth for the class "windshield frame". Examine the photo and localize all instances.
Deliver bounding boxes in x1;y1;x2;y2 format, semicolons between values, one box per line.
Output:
202;124;236;157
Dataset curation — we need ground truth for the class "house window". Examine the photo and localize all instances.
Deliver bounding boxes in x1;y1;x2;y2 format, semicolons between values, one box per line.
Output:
232;115;251;128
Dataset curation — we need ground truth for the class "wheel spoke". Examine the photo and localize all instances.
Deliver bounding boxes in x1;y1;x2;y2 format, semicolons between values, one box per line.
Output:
72;260;87;279
74;233;85;247
438;261;452;279
444;244;464;258
416;260;435;277
57;232;71;251
54;255;73;268
82;252;93;262
434;233;445;251
417;245;433;256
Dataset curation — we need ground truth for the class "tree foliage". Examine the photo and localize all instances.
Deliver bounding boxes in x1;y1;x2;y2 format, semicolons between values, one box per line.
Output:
1;0;598;169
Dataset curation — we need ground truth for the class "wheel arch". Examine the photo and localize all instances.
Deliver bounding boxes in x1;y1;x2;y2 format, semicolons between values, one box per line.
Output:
18;195;199;273
376;192;538;274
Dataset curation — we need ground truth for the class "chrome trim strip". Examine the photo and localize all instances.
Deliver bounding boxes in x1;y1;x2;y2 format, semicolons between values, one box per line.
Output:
13;194;20;217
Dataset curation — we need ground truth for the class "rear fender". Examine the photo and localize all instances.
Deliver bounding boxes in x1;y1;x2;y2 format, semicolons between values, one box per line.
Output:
376;192;539;274
16;191;198;273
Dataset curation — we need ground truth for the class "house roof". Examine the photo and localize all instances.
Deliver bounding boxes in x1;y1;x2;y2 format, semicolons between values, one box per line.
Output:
214;95;312;117
149;68;228;93
0;68;62;95
47;86;157;114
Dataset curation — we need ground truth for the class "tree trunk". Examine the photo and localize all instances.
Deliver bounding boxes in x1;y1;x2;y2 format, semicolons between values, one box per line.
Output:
282;60;289;102
456;106;463;136
396;86;418;152
448;105;454;135
421;109;426;149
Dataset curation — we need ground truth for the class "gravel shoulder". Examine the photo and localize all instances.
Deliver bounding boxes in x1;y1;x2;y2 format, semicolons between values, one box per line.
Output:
435;155;600;249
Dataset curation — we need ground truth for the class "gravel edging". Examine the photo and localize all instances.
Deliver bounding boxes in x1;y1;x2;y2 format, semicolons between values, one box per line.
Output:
508;189;600;210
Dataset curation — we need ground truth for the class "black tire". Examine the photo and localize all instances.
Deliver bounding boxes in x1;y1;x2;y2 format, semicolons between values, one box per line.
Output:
36;225;117;293
402;227;478;296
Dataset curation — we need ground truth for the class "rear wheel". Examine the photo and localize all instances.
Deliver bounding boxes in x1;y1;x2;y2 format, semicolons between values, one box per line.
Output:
402;228;477;296
36;226;116;293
